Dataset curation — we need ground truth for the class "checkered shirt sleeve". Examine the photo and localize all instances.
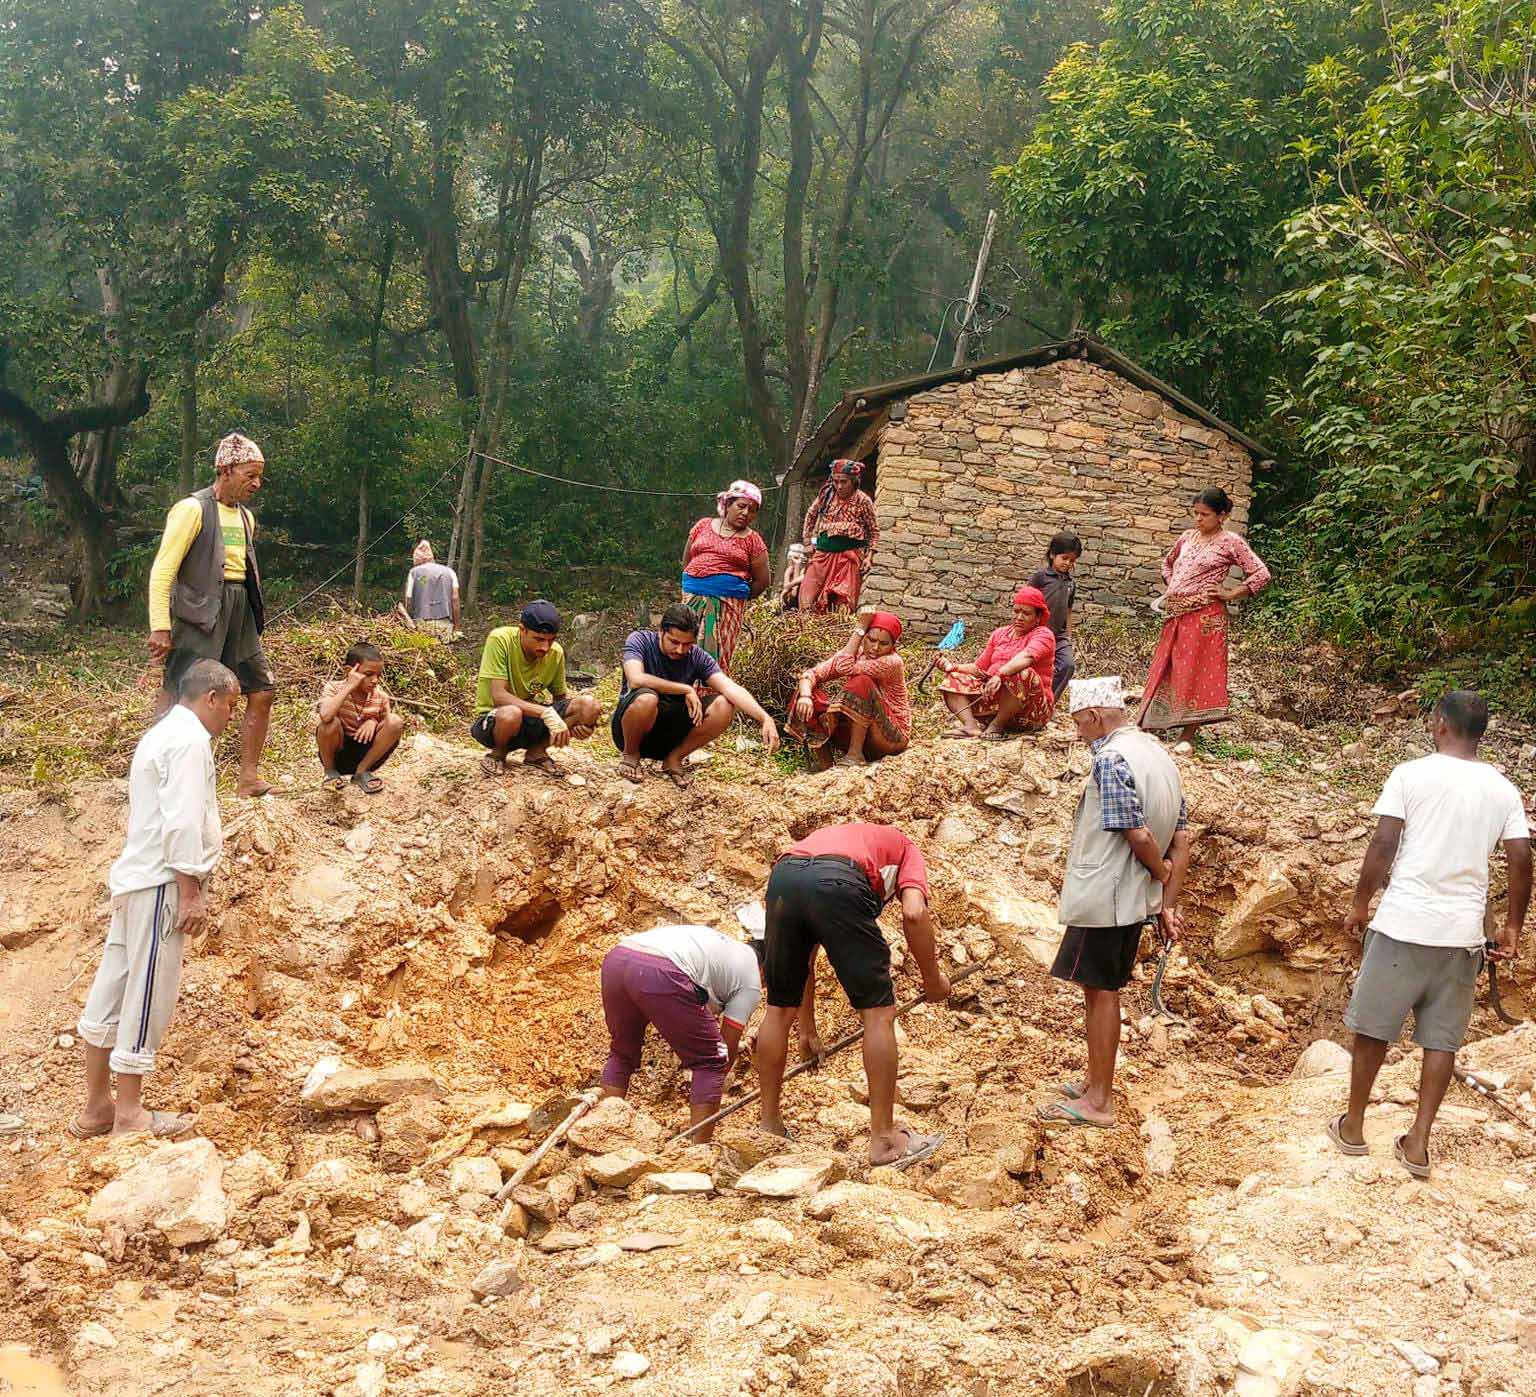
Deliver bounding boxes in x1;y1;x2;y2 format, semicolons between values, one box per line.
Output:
1091;748;1189;833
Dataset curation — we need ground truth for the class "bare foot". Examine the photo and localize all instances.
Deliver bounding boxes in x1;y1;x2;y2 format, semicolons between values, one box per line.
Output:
236;779;273;798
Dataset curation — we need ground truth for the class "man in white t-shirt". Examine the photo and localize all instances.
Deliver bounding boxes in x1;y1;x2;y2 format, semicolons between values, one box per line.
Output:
1329;690;1530;1179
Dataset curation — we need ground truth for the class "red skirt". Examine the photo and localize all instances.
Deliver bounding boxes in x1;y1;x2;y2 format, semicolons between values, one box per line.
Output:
786;672;908;755
797;549;863;612
938;667;1054;730
1138;601;1230;731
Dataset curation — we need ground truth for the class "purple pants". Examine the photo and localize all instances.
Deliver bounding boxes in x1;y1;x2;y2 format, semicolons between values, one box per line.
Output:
600;946;728;1105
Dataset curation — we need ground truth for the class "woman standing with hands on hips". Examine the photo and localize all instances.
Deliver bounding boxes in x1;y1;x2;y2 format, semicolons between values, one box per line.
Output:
1138;487;1270;745
681;480;771;674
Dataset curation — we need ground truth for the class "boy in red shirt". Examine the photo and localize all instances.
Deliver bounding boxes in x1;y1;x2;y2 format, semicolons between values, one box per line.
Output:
756;822;951;1167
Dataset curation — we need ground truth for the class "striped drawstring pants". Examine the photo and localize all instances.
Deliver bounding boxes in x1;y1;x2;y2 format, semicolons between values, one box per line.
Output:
77;882;186;1077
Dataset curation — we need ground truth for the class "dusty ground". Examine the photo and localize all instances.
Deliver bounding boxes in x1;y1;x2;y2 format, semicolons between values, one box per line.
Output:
2;654;1535;1396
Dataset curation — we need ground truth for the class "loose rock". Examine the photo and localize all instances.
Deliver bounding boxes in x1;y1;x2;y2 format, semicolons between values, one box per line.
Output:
301;1062;446;1114
1290;1040;1352;1079
86;1137;228;1247
735;1152;844;1199
449;1156;503;1196
565;1097;666;1154
469;1259;523;1299
582;1148;662;1189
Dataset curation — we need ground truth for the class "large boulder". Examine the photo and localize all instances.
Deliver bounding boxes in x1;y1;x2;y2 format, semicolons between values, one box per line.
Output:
1213;860;1298;960
1290;1039;1352;1079
87;1137;228;1246
565;1098;666;1154
301;1062;446;1114
925;1155;1020;1210
734;1151;844;1199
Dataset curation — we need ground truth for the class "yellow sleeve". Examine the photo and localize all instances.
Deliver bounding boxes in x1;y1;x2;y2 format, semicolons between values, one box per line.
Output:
148;498;203;631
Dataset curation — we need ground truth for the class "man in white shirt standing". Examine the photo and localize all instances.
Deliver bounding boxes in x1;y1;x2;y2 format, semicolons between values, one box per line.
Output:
70;659;239;1139
1330;689;1531;1179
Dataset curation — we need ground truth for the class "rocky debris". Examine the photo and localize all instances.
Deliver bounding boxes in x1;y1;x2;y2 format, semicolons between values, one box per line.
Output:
535;1229;588;1253
1214;859;1299;959
617;1232;682;1252
642;1171;712;1195
612;1351;650;1380
716;1128;794;1167
469;1099;534;1136
85;1137;228;1246
0;1113;25;1135
77;1322;117;1350
469;1259;523;1299
223;1150;283;1210
734;1151;845;1199
1233;1329;1320;1396
1291;1039;1353;1078
581;1148;662;1189
1391;1340;1440;1376
377;1095;449;1171
449;1156;503;1196
932;814;977;847
301;1061;446;1114
1142;1117;1177;1176
926;1155;1019;1210
565;1097;667;1154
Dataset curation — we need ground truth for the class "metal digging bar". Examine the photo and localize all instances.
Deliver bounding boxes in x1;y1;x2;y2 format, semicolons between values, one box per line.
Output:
666;958;991;1146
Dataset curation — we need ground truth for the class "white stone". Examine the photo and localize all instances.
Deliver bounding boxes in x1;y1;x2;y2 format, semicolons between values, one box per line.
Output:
735;1152;843;1199
86;1137;228;1247
744;1217;794;1245
1290;1040;1352;1078
612;1351;650;1380
642;1171;712;1195
738;1291;774;1327
366;1333;400;1356
1142;1116;1176;1176
301;1062;445;1113
1233;1329;1320;1396
450;1156;503;1196
353;1359;387;1397
469;1259;522;1299
1391;1341;1439;1376
78;1322;117;1349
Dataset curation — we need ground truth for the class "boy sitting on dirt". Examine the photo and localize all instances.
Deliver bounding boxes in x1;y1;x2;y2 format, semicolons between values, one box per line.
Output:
315;641;405;793
472;600;601;777
755;822;951;1168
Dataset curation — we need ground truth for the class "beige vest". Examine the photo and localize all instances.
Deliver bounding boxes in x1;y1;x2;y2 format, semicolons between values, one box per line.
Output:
1058;725;1184;928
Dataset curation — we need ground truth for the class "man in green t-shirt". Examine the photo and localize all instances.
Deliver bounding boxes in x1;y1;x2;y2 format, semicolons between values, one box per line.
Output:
470;600;601;776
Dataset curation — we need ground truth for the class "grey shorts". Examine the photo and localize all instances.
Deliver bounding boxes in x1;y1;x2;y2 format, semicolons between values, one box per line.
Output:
164;582;274;695
1344;928;1484;1052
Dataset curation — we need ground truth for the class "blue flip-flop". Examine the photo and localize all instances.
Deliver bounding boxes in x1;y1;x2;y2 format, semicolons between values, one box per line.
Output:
1037;1100;1113;1129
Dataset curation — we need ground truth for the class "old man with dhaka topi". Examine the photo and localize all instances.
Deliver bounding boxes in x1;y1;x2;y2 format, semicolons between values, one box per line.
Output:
146;431;274;797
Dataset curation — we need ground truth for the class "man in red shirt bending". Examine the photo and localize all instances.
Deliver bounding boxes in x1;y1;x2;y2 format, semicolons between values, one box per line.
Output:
756;822;951;1168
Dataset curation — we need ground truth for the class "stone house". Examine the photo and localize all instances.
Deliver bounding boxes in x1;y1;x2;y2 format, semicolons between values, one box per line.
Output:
781;335;1272;636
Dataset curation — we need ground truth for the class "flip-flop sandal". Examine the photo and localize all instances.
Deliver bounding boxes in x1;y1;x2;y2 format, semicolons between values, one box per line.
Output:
979;730;1015;742
238;781;274;799
663;769;694;790
1393;1135;1431;1179
618;759;644;784
480;754;509;778
67;1116;112;1140
351;771;383;795
878;1129;945;1171
321;770;346;791
1054;1082;1086;1101
146;1111;196;1139
834;755;867;768
523;756;561;776
1037;1100;1114;1129
1326;1115;1368;1157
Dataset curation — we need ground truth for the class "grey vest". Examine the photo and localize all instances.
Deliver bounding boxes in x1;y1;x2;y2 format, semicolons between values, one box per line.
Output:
170;486;264;635
407;562;457;621
1058;725;1184;928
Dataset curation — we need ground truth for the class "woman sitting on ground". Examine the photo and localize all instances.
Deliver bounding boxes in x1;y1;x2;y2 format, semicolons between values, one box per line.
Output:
680;480;770;673
787;612;910;769
937;585;1056;739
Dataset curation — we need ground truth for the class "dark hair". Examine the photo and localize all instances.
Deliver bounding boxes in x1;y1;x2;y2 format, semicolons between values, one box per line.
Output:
345;641;383;667
659;602;700;637
1047;532;1083;561
178;658;239;700
1193;486;1233;515
1437;689;1489;741
750;935;766;969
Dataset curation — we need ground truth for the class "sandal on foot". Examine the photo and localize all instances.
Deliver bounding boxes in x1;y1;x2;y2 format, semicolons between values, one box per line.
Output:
523;755;560;776
321;769;346;791
875;1128;945;1171
1326;1115;1368;1157
480;754;509;778
67;1115;112;1140
941;730;981;740
1054;1082;1086;1102
1393;1135;1431;1179
618;758;644;784
663;768;694;790
834;754;867;768
1037;1100;1114;1129
351;771;383;795
979;729;1015;743
237;781;274;799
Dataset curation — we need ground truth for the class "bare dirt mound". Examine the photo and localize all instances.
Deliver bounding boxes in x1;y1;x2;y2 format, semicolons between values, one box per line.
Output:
1;705;1534;1395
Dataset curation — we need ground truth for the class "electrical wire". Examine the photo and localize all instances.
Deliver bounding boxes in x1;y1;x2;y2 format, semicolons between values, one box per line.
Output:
469;447;783;497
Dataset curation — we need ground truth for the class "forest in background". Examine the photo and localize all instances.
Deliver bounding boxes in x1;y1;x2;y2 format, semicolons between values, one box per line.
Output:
1;0;1533;683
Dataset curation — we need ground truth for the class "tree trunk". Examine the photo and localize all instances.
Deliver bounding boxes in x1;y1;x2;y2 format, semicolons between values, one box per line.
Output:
422;148;480;405
357;231;396;605
179;343;197;496
353;467;369;604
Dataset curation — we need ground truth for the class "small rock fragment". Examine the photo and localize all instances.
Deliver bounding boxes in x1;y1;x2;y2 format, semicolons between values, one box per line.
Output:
612;1351;650;1380
617;1232;683;1252
642;1171;712;1195
1290;1040;1352;1078
449;1156;503;1196
470;1259;523;1299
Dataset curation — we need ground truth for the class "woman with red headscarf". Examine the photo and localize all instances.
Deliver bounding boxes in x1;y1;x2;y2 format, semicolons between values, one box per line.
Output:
681;479;770;673
788;612;910;769
938;587;1057;738
799;459;879;612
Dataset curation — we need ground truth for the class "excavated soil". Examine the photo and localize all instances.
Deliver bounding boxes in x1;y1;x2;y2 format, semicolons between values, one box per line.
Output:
1;692;1535;1396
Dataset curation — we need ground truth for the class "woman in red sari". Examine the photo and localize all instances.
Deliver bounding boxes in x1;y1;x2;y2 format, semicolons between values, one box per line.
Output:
680;480;770;673
1138;486;1271;743
937;586;1056;739
798;459;879;612
788;612;910;769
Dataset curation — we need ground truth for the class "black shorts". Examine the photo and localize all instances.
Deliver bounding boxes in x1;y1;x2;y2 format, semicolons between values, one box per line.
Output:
470;697;570;752
1050;923;1148;992
331;735;395;776
764;855;894;1011
610;688;710;761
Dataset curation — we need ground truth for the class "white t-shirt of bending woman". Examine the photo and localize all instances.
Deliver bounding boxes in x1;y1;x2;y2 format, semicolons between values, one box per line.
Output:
1370;753;1529;948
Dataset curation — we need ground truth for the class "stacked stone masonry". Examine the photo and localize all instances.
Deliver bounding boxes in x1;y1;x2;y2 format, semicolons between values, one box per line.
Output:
859;358;1254;636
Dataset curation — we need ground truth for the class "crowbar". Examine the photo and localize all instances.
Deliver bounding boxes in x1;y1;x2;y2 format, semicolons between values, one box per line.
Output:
494;1089;599;1206
667;958;991;1145
1149;922;1188;1026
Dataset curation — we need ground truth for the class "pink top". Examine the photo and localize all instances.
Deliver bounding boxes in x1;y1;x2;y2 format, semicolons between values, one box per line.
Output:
803;489;880;552
808;650;911;738
1162;528;1271;603
977;622;1056;693
684;517;767;580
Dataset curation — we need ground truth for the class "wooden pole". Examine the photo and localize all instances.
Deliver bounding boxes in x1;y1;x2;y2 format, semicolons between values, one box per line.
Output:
494;1090;599;1208
952;208;998;368
666;959;990;1145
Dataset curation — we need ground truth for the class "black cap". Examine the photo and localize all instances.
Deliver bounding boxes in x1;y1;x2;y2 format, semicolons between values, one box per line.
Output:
519;599;561;635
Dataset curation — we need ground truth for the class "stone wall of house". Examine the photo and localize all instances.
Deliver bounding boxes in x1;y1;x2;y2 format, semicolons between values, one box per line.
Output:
860;357;1256;636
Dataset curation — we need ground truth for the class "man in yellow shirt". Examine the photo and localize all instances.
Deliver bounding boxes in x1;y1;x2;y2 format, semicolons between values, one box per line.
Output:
147;432;275;797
